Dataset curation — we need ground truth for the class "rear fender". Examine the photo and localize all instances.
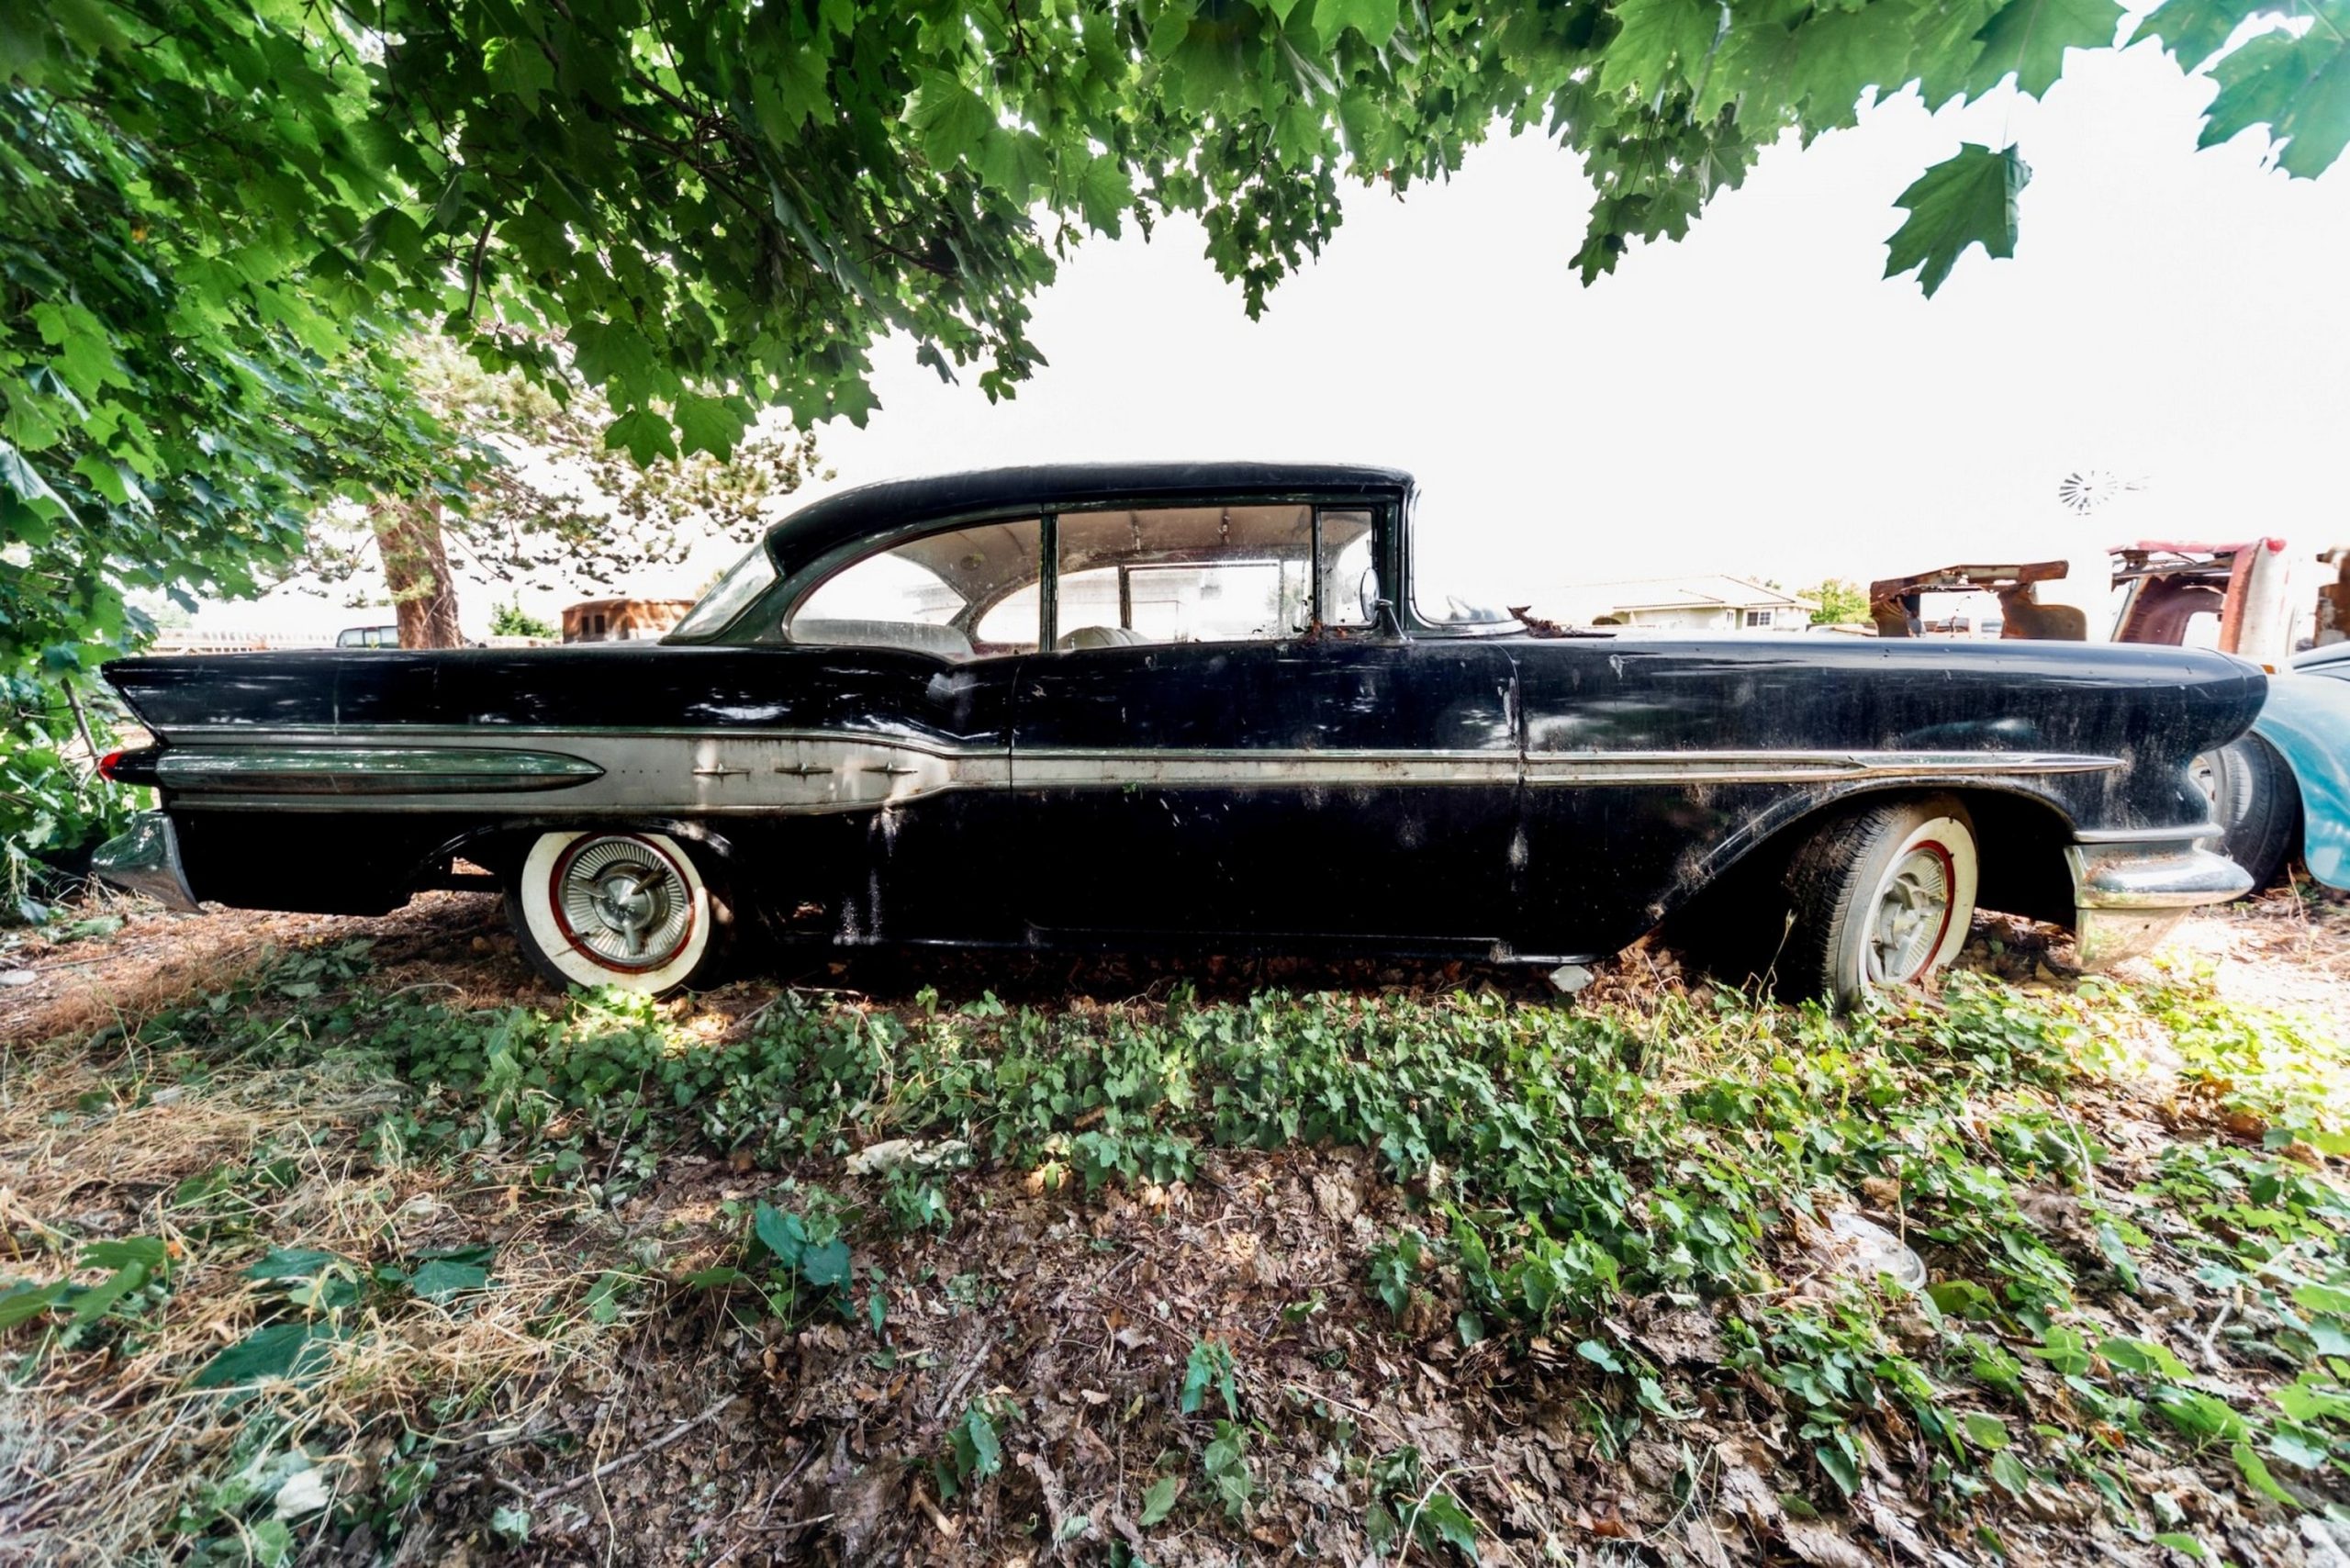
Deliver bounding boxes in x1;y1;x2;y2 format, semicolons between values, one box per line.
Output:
2253;676;2350;890
408;817;741;888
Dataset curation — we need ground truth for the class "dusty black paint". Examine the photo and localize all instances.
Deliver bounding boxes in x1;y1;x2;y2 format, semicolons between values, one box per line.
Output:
104;464;2266;959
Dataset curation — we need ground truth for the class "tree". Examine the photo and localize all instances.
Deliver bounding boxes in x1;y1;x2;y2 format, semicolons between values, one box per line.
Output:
0;9;456;886
1805;579;1871;625
488;601;558;640
298;337;825;621
340;0;2350;457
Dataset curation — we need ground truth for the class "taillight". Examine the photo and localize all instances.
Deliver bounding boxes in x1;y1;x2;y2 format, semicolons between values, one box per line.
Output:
97;749;125;781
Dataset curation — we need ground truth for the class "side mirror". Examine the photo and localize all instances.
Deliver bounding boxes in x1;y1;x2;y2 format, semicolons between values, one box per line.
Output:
1356;567;1382;623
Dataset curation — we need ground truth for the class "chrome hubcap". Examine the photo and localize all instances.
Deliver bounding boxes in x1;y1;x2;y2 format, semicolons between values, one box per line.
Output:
556;835;691;969
1865;845;1953;985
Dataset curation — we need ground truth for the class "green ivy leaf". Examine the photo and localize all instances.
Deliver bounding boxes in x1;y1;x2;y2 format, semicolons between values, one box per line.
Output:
1139;1473;1180;1527
1883;142;2031;297
0;1281;66;1330
192;1322;340;1387
2232;1440;2296;1505
2152;1383;2250;1443
405;1257;491;1301
1413;1490;1479;1552
797;1238;852;1288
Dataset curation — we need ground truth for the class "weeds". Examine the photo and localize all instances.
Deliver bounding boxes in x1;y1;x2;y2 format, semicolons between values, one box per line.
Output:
3;933;2346;1560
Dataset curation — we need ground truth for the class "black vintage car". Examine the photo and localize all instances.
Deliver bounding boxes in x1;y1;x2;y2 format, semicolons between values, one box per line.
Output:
95;463;2261;1004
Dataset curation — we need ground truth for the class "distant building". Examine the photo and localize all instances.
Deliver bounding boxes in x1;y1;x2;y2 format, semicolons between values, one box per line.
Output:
562;598;697;643
1518;575;1818;633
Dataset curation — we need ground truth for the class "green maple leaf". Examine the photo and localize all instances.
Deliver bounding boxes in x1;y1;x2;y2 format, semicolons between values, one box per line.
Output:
1316;0;1402;50
673;393;747;459
1966;0;2124;99
1699;14;1806;125
1786;1;1924;129
2201;27;2350;177
911;73;997;169
603;407;677;465
1883;141;2031;296
1910;0;2003;106
2131;0;2288;69
1599;0;1722;96
1074;153;1135;235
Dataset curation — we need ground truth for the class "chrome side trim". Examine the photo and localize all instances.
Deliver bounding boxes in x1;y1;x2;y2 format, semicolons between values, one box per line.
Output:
1014;748;1514;788
155;746;602;795
146;726;2123;813
1524;749;2122;785
92;812;203;912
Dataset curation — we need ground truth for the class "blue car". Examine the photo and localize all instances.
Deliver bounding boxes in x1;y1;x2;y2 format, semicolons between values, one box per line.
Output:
2241;650;2350;890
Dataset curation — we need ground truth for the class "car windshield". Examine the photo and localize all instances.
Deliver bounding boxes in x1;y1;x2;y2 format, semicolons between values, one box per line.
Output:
1408;493;1517;627
668;543;778;639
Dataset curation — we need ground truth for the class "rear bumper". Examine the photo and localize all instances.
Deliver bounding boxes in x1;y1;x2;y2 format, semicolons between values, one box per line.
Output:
91;812;203;913
2066;829;2247;968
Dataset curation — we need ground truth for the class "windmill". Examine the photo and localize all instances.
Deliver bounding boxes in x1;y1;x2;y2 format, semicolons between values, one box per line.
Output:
2055;468;2150;516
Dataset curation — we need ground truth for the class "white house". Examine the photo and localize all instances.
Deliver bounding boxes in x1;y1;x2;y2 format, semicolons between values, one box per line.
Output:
1514;575;1818;633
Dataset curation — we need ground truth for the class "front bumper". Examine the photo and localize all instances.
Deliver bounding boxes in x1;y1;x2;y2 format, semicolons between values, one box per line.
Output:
2066;829;2249;968
91;812;203;913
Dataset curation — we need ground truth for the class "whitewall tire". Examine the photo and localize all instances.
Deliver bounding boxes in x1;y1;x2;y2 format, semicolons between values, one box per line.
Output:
508;830;723;996
1779;796;1980;1008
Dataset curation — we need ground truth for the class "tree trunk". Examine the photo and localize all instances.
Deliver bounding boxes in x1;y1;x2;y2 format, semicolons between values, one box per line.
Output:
370;497;464;648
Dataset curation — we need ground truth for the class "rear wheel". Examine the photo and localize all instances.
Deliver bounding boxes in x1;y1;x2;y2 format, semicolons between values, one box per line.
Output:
507;830;728;996
2191;735;2299;893
1777;796;1979;1009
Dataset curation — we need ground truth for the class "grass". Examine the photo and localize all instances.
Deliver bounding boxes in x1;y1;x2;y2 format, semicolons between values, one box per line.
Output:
1;926;2346;1562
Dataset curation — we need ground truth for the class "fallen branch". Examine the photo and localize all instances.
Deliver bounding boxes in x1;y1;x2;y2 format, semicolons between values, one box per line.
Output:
529;1392;741;1506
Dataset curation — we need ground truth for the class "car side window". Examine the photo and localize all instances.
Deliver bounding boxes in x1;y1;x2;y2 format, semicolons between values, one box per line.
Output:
786;518;1044;661
1317;510;1376;629
1052;504;1318;650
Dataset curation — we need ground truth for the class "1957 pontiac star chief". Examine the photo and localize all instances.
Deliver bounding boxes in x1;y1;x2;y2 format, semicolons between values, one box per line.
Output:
95;463;2262;1005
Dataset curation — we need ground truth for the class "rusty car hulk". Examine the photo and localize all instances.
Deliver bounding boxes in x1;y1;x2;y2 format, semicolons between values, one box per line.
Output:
94;464;2262;1006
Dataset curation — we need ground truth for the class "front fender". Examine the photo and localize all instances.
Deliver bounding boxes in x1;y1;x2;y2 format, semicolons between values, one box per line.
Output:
2254;674;2350;890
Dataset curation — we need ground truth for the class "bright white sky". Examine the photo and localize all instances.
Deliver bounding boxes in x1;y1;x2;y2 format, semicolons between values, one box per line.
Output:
210;26;2350;637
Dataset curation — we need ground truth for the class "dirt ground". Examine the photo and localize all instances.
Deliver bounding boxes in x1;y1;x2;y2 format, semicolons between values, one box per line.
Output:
4;885;2348;1567
8;879;2346;1053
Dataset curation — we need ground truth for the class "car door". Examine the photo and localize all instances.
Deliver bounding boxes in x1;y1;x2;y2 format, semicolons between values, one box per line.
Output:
746;516;1045;946
1010;501;1523;950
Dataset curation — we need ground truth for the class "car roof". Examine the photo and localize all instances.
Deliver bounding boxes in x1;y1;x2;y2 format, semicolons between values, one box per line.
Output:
760;462;1413;577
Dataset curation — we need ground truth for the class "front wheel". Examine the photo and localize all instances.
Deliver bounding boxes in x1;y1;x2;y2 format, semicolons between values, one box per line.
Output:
507;829;728;996
1777;796;1979;1009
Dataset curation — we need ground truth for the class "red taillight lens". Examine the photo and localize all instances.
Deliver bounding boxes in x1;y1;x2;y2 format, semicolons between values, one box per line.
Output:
97;749;125;781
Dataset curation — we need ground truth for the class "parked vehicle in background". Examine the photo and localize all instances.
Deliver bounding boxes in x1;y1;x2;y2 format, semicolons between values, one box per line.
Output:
92;463;2262;1007
335;624;401;650
1872;543;2350;892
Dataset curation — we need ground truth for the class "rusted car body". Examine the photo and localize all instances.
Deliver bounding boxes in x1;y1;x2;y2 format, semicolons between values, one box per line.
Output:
94;464;2261;999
